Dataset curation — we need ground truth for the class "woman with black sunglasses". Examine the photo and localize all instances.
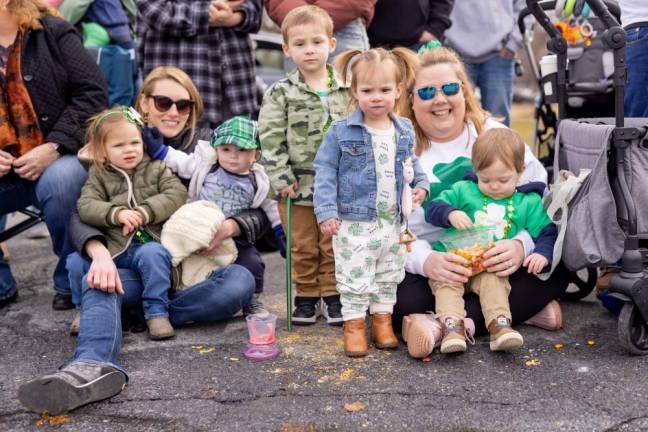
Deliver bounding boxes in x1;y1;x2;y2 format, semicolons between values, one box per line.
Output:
393;46;571;346
18;67;273;415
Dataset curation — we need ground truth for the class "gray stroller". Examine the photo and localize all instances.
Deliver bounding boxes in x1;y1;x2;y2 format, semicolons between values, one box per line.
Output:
525;0;648;355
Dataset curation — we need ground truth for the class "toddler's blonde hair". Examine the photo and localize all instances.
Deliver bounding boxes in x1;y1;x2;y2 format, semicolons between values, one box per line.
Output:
334;47;418;116
281;5;334;43
472;128;525;173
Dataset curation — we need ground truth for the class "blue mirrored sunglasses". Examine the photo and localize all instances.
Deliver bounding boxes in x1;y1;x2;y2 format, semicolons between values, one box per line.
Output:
416;82;462;100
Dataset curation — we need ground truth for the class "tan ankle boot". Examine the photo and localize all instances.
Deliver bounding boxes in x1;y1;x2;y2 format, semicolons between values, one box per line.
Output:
147;317;175;340
344;318;368;357
372;313;399;349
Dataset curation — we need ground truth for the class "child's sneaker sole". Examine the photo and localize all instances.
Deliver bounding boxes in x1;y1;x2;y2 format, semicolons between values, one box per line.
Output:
321;303;343;326
490;332;524;351
292;300;320;325
440;338;467;354
403;315;435;358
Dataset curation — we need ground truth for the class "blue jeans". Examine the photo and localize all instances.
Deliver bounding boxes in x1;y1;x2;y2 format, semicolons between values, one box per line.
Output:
0;156;87;300
625;25;648;118
235;243;265;294
284;18;369;70
69;242;173;319
331;18;370;58
72;264;254;371
465;55;514;126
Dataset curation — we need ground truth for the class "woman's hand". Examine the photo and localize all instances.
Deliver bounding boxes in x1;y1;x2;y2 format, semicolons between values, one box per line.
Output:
0;149;14;177
482;239;525;277
85;240;124;294
319;218;340;237
448;210;473;230
12;143;59;181
423;250;471;284
199;218;240;255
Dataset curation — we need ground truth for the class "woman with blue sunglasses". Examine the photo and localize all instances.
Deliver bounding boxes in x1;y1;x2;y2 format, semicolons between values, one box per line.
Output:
394;46;571;352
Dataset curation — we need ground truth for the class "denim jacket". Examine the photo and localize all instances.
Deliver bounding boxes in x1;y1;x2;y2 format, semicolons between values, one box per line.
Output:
313;108;429;223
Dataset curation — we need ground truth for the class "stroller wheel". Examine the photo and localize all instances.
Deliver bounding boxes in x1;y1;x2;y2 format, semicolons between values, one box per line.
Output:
618;303;648;356
561;268;597;302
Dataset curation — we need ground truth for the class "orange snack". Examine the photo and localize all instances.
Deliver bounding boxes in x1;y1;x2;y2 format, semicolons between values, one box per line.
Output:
452;241;494;274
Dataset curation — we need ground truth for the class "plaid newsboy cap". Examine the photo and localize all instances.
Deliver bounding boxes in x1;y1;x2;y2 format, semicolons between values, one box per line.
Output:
211;116;260;150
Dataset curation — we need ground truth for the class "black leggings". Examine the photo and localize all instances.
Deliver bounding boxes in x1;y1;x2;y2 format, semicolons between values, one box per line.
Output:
393;263;571;336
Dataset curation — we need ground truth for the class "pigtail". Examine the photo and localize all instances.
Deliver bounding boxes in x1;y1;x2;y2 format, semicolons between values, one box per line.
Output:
333;48;364;113
388;47;420;116
333;49;362;87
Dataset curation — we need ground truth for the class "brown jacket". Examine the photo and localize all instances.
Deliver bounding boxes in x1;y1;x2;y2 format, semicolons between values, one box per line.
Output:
265;0;376;31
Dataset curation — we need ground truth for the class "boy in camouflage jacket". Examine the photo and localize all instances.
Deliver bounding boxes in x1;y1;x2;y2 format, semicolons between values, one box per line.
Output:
259;5;348;325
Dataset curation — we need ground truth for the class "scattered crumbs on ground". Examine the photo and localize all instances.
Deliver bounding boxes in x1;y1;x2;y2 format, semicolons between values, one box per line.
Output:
36;412;71;427
344;401;366;412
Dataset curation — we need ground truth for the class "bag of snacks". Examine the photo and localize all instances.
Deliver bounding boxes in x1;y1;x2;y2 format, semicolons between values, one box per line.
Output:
439;225;496;274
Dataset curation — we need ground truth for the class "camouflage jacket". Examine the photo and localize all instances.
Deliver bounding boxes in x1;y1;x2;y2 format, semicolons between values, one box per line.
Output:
259;65;349;205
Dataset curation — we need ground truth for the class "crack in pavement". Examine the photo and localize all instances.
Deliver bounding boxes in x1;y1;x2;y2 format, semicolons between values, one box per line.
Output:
104;390;534;407
604;415;648;432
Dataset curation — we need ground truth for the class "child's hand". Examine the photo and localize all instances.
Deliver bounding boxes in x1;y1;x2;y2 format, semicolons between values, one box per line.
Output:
448;210;473;230
523;253;549;274
280;182;298;199
118;209;144;236
320;218;340;237
412;187;427;206
142;127;168;160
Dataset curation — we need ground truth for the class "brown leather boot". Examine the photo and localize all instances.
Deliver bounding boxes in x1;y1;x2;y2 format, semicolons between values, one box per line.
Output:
344;318;369;357
372;313;399;349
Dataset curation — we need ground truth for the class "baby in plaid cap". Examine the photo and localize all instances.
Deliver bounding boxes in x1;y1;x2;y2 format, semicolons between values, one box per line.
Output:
145;116;285;317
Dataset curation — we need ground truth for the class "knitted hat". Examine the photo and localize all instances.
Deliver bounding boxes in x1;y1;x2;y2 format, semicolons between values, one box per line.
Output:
161;200;238;289
211;116;260;150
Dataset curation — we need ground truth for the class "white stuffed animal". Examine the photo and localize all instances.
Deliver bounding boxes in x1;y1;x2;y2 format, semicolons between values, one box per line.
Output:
401;157;415;218
399;157;417;251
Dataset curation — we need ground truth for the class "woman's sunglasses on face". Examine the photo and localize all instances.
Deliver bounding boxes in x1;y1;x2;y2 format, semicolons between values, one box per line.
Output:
149;95;194;115
416;82;462;101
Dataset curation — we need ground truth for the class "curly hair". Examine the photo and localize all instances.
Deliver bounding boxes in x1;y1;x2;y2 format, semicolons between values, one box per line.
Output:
7;0;59;31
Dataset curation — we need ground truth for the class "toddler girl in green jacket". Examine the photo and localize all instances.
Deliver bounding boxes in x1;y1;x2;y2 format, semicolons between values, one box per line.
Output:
76;107;187;340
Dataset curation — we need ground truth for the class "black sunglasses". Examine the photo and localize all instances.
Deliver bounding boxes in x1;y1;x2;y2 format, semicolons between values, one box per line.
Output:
416;82;462;100
149;95;194;115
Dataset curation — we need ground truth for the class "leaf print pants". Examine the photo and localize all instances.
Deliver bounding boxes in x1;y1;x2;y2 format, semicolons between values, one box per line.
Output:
332;219;406;321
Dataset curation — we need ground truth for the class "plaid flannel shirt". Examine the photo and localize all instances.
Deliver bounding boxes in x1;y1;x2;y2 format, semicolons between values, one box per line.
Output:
135;0;262;127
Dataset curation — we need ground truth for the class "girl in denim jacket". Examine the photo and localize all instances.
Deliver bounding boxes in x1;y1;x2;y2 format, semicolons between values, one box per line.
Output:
314;48;429;357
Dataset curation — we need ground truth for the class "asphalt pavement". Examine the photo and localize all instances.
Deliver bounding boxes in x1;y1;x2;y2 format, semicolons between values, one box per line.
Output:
1;225;648;431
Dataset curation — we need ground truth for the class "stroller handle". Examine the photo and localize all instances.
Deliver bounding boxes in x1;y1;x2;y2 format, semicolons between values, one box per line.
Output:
518;1;621;37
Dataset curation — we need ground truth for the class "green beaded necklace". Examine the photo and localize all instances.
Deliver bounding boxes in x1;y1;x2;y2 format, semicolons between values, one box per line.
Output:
318;68;335;135
482;195;515;238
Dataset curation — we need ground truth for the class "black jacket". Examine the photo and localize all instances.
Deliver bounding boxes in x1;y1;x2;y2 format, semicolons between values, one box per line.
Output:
368;0;454;48
22;16;108;154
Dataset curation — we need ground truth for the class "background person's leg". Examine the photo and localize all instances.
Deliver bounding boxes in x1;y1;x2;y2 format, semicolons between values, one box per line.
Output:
624;26;648;117
0;173;35;302
472;55;514;126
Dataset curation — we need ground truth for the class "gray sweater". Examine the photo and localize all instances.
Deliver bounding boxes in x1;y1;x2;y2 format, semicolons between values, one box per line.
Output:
445;0;526;63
